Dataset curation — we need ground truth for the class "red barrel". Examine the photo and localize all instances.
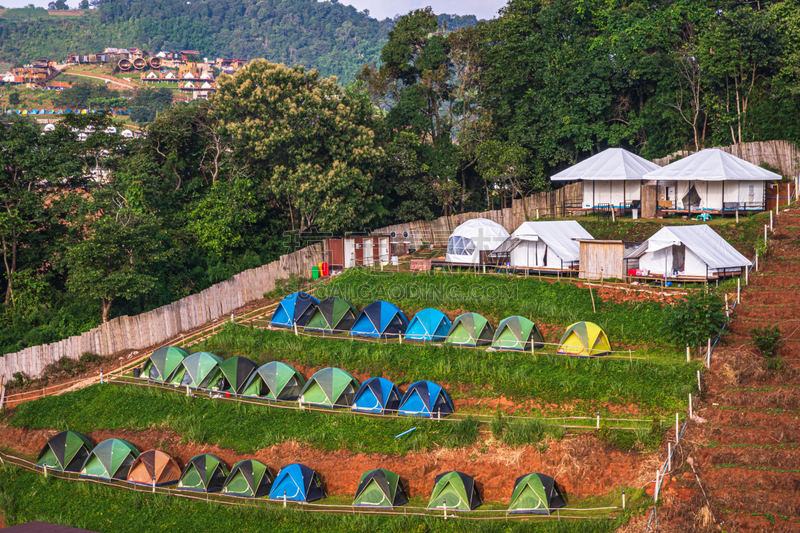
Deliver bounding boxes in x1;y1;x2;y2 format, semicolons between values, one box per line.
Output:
322;262;329;276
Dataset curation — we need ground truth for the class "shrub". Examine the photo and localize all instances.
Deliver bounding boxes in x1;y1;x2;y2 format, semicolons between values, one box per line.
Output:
661;292;726;354
79;352;101;364
751;325;783;358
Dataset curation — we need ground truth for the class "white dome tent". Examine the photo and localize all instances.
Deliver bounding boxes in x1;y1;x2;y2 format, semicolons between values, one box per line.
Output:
446;219;509;265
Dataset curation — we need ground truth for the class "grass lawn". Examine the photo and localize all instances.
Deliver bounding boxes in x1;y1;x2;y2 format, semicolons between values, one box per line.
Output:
0;465;641;533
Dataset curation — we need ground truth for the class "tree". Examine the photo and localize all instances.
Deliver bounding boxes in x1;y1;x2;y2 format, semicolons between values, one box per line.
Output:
8;92;20;106
47;0;68;9
213;60;382;234
666;36;707;151
476;141;542;218
662;291;726;356
78;0;89;8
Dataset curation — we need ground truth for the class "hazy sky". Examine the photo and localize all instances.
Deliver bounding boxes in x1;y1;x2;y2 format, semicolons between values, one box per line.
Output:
1;0;506;19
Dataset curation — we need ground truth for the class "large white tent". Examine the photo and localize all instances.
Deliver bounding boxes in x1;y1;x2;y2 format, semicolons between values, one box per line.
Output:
625;225;751;278
491;221;594;269
643;149;780;211
550;148;660;208
446;218;509;264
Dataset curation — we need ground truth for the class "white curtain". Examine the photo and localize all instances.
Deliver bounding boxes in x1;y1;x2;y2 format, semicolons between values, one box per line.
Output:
703;181;724;210
676;181;692;209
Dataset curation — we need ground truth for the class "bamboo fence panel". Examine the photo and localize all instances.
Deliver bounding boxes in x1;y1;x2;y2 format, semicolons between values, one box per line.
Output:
0;242;325;382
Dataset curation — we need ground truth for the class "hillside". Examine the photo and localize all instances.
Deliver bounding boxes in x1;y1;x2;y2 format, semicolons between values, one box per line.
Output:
0;3;478;83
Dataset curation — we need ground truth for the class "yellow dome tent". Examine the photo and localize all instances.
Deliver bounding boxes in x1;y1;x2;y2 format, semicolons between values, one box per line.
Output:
557;322;610;357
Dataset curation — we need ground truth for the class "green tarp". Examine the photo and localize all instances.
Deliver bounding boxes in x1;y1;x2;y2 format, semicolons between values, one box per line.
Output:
80;439;139;480
242;361;305;400
492;316;545;351
299;367;359;408
446;313;494;347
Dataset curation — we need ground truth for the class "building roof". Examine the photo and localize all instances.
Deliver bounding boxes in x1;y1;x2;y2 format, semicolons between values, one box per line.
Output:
644;149;781;181
550;148;659;181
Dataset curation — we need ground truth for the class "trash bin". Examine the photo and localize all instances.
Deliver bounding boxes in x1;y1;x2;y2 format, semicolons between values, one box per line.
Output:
632;208;639;220
311;266;320;280
322;262;329;276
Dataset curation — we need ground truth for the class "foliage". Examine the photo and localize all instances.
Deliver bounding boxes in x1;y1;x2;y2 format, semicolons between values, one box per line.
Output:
7;91;19;106
490;414;564;447
201;324;699;416
0;466;626;532
751;325;783;358
661;292;726;352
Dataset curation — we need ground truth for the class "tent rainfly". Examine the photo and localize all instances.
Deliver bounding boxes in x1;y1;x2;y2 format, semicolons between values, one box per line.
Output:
268;463;325;503
36;431;93;473
127;450;181;487
446;313;494;347
549;148;659;208
446;219;509;264
398;380;454;418
492;316;545;351
142;346;188;382
427;471;482;511
222;460;275;498
218;356;259;395
270;292;319;328
178;454;229;492
508;473;566;514
349;301;408;339
405;308;452;342
643;149;780;211
351;377;402;415
624;224;751;278
490;221;594;270
557;322;610;357
299;367;360;408
353;469;409;508
242;361;305;400
304;297;358;333
80;439;139;480
170;352;224;389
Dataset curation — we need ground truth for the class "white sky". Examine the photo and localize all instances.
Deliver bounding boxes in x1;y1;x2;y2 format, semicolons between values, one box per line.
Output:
1;0;505;19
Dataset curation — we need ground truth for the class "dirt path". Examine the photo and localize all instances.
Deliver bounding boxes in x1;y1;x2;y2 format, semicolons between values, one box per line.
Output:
56;66;140;90
678;209;800;532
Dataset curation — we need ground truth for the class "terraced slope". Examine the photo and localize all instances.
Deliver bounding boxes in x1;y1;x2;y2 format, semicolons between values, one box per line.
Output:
694;208;800;531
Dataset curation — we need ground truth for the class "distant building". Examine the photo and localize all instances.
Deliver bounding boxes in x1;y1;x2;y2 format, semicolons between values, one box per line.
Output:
180;50;201;62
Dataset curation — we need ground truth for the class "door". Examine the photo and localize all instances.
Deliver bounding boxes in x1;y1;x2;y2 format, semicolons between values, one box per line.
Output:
362;238;373;266
344;239;355;268
354;238;364;265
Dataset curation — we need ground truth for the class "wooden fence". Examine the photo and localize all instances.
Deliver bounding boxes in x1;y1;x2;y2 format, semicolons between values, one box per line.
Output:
0;243;324;383
374;182;583;247
653;140;799;178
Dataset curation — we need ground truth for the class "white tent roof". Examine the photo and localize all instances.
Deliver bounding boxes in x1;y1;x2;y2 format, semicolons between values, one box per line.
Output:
446;218;509;264
506;221;593;262
625;225;751;269
644;149;781;182
550;148;659;181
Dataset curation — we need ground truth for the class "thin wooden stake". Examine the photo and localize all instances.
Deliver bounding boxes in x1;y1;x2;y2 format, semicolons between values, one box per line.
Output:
737;278;741;304
589;286;596;313
686;345;690;362
689;393;693;418
697;370;702;391
676;413;679;442
668;442;672;471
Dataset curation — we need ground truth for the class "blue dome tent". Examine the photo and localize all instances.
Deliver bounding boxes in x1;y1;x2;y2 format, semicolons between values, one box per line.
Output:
405;309;452;342
268;463;325;502
349;301;408;339
351;377;402;415
270;292;319;328
398;381;454;418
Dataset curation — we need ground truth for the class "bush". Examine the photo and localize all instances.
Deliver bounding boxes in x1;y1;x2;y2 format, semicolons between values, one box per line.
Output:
661;291;726;354
751;325;783;358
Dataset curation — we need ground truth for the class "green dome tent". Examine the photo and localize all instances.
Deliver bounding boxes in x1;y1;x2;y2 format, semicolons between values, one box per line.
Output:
142;346;189;382
427;471;482;511
80;439;139;480
169;352;224;388
222;459;275;498
508;473;566;514
218;356;258;395
36;431;93;473
242;361;305;400
178;454;229;493
492;316;545;351
446;313;494;347
304;297;358;334
299;367;360;408
353;468;408;508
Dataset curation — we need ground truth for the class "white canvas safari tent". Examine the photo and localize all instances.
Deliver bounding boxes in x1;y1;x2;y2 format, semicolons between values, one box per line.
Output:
624;225;751;278
489;221;593;269
446;219;509;265
550;148;659;209
643;149;779;211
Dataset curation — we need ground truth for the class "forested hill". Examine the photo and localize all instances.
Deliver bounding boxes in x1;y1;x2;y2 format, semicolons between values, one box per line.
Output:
0;2;479;83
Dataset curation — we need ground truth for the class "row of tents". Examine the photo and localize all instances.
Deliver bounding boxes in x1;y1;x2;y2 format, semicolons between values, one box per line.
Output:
35;431;566;513
271;292;611;357
6;108;132;115
142;347;455;416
